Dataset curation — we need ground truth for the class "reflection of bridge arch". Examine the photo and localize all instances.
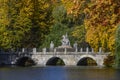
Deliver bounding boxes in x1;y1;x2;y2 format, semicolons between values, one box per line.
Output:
46;57;65;66
77;55;97;66
15;56;36;66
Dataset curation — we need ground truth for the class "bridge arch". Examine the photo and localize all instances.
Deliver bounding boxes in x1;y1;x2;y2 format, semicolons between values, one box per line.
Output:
15;56;36;66
77;55;97;66
46;57;65;66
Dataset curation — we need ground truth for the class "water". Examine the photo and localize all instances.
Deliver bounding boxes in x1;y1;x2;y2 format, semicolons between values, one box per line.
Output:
0;66;120;80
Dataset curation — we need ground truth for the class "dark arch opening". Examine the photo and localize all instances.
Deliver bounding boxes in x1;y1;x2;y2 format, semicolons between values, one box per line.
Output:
46;57;65;66
16;57;36;67
77;57;97;66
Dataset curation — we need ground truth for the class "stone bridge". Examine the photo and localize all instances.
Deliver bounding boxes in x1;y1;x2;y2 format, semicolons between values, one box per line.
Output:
0;48;110;66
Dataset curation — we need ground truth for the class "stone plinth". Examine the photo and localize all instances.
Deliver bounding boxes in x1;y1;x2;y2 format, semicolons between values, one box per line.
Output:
56;47;75;52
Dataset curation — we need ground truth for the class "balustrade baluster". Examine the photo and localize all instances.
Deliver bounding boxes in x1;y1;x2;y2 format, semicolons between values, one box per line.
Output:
86;47;89;54
80;48;83;52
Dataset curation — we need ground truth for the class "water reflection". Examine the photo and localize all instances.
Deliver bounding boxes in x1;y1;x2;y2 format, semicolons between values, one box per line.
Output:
40;66;67;80
0;66;67;80
66;67;118;80
0;66;119;80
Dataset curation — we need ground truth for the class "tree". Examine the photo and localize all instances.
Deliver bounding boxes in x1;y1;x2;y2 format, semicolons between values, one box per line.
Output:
61;0;89;25
84;0;120;52
71;25;86;44
41;0;89;48
21;0;53;48
0;0;53;49
115;25;120;67
0;0;32;49
41;5;72;48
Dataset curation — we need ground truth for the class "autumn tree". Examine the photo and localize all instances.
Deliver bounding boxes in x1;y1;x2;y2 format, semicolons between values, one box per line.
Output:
84;0;120;52
61;0;89;25
0;0;32;49
21;0;53;48
0;0;53;49
61;0;120;52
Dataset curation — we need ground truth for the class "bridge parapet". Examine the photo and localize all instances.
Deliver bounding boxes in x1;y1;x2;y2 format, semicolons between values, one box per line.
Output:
0;47;110;55
28;47;110;55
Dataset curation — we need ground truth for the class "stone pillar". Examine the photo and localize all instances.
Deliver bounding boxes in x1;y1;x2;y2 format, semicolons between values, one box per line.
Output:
33;48;36;54
99;47;102;54
54;48;56;54
73;42;78;53
80;48;83;52
86;47;89;54
22;48;25;53
73;42;78;49
75;48;78;52
65;48;67;54
50;41;54;52
92;48;94;53
43;48;46;54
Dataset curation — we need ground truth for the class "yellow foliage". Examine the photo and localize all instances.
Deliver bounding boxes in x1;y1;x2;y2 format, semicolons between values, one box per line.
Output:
61;0;87;18
84;0;119;52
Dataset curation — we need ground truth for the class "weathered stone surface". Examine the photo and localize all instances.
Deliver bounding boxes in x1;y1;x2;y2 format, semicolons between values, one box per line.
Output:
0;49;110;66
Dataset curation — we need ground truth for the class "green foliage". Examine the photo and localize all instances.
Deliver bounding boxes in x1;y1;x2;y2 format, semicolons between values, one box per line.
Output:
71;25;86;44
115;25;120;67
40;5;73;48
41;22;71;48
52;5;67;23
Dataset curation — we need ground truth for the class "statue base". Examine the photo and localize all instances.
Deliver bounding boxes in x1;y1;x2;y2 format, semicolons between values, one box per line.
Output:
58;45;72;49
56;46;75;52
